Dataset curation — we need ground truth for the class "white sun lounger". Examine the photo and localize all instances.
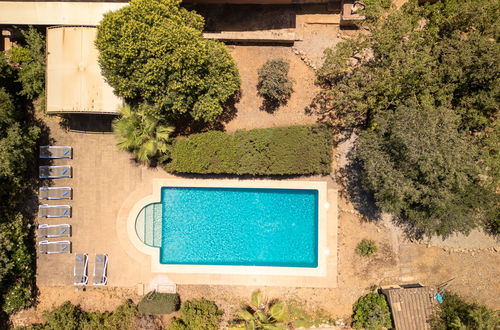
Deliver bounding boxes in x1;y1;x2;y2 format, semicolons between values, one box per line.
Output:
74;253;89;286
93;254;108;286
39;165;72;179
39;187;72;200
38;224;71;238
39;240;71;254
38;204;71;218
40;146;72;159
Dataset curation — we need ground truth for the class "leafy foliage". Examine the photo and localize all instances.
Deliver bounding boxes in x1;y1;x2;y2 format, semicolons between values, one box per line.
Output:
352;291;392;330
232;290;288;330
431;292;500;330
8;26;45;100
95;0;240;123
0;54;40;315
167;299;223;330
257;59;293;108
317;0;500;237
113;104;174;164
24;301;139;329
137;291;180;315
167;125;332;175
355;239;377;257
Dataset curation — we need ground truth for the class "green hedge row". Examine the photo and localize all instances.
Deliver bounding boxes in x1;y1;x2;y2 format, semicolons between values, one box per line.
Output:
166;125;332;175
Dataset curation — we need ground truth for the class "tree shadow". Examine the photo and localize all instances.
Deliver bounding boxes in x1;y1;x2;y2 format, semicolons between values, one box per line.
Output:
337;145;381;222
259;97;286;113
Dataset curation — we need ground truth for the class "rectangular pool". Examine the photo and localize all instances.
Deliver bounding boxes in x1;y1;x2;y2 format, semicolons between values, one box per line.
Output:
160;187;318;267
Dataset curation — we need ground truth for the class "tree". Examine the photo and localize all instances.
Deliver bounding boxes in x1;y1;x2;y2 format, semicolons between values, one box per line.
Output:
357;103;494;237
352;291;392;330
167;299;223;330
317;0;499;236
7;26;46;100
430;292;500;330
95;0;240;123
113;104;174;164
257;59;293;110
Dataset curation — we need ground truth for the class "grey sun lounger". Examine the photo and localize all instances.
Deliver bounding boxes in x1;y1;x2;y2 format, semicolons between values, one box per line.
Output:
39;240;71;254
40;146;72;159
74;253;89;286
39;187;72;200
38;204;71;218
93;254;108;286
38;224;71;238
39;165;72;179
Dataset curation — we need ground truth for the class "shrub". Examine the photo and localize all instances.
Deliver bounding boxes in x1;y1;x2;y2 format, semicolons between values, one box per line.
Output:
24;301;139;329
430;292;500;330
138;292;180;315
352;291;392;329
167;125;332;175
167;298;223;330
356;239;377;257
257;59;293;107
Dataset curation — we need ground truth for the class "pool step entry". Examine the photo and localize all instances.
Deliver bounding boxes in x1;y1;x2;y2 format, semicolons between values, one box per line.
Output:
135;203;162;248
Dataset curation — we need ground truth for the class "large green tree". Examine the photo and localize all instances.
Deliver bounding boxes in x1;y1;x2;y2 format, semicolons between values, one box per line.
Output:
317;0;499;237
96;0;240;123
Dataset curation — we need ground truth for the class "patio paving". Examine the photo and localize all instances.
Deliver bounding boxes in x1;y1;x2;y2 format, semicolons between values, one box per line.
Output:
36;114;338;289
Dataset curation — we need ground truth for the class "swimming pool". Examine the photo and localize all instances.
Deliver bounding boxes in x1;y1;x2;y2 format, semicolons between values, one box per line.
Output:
159;187;318;267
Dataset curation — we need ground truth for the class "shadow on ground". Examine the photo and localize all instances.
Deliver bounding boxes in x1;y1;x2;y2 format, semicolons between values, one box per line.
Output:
58;114;117;133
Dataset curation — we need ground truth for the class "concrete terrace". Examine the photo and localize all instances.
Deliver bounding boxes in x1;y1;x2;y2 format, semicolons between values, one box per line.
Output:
36;114;338;289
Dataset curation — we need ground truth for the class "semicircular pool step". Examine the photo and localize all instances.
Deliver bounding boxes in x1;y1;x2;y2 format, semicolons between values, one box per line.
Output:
138;202;162;248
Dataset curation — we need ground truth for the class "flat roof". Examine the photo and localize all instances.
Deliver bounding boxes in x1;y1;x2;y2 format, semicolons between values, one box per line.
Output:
46;26;122;114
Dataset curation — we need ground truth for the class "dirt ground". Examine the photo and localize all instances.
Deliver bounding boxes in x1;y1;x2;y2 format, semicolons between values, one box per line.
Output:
9;2;500;328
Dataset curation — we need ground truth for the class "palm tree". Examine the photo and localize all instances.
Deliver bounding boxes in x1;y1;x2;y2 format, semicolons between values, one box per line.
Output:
113;104;174;164
235;290;288;330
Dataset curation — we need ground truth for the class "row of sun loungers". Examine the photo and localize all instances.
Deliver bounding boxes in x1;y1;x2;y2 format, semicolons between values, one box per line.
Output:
74;254;108;286
38;147;107;286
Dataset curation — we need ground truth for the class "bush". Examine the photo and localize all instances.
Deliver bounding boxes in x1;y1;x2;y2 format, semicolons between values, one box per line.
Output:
355;239;377;257
138;292;180;315
430;292;500;330
167;125;333;175
257;59;293;107
167;298;223;330
25;301;139;329
352;292;392;330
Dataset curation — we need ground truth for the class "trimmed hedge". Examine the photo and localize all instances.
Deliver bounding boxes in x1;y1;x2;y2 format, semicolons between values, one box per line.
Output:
166;125;332;175
138;292;180;315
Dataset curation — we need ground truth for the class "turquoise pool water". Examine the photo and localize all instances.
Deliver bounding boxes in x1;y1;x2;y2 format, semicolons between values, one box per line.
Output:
160;187;318;267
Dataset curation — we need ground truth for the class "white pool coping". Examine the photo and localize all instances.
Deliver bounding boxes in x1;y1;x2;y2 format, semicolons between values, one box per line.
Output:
126;179;329;277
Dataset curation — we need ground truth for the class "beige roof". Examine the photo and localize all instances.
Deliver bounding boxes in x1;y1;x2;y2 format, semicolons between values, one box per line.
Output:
382;286;438;330
46;26;122;114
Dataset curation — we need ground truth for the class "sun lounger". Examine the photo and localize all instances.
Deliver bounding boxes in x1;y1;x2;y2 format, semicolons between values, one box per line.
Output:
38;204;71;218
39;165;72;179
39;187;72;200
38;224;71;238
40;146;72;159
74;254;89;286
39;240;71;254
93;254;108;286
